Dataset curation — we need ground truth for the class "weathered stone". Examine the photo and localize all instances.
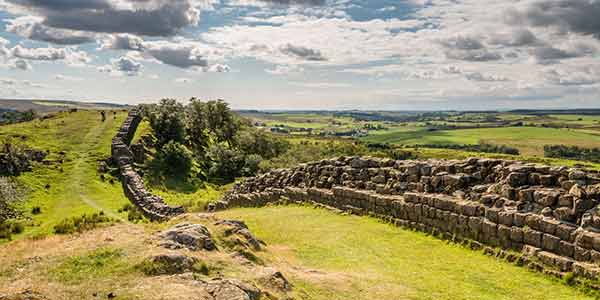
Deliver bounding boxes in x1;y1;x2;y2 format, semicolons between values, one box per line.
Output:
159;223;216;251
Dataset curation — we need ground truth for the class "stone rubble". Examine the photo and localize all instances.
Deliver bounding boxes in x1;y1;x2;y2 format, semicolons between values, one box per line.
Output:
221;156;600;278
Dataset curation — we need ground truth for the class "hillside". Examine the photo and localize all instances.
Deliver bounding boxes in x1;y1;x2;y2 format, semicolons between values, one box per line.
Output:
1;110;600;299
0;99;129;114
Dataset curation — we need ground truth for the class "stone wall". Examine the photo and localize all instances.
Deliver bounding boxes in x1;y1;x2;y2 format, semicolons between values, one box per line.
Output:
111;109;184;221
221;156;600;279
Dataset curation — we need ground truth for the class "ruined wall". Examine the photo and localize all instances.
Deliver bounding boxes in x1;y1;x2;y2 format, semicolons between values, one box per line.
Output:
111;110;184;221
222;156;600;278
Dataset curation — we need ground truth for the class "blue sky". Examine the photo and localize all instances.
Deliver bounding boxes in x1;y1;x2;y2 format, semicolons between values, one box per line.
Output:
0;0;599;110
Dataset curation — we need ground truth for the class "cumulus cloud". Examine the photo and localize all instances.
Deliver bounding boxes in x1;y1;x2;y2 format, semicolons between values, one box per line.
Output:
465;72;509;82
445;49;502;62
6;16;95;45
5;0;201;37
11;45;66;60
100;34;145;51
544;66;600;86
506;0;600;38
12;59;31;70
97;55;142;76
280;43;326;61
143;41;210;68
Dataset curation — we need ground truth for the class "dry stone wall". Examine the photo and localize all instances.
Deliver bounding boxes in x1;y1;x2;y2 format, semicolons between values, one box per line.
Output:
222;156;600;278
111;109;184;221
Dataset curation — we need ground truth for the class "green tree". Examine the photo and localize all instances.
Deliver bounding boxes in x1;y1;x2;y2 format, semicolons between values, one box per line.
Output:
145;99;186;149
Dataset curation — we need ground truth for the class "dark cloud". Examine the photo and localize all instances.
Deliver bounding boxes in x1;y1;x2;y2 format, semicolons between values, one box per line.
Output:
8;0;111;11
506;0;600;37
7;0;200;37
144;42;209;68
280;43;327;61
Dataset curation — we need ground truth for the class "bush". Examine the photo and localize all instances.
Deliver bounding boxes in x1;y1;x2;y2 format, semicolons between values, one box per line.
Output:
0;221;25;240
412;143;520;155
544;145;600;163
53;212;114;234
118;203;146;223
31;206;41;215
155;141;195;178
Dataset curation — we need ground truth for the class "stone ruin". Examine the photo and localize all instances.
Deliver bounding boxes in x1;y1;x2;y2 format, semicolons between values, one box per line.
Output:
221;156;600;279
111;109;184;221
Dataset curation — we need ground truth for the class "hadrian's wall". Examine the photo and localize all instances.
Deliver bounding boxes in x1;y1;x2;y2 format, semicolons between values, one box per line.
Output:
221;156;600;279
111;109;184;221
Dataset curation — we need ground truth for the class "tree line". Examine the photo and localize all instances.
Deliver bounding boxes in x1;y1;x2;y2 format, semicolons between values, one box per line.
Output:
141;98;289;183
544;145;600;163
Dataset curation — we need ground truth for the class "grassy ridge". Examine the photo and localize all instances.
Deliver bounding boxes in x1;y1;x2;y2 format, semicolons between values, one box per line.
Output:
219;206;595;300
0;110;130;238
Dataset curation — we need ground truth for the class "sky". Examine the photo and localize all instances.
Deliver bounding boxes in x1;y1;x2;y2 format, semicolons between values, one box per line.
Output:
0;0;599;110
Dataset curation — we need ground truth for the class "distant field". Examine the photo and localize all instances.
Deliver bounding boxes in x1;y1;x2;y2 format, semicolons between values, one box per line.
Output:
0;99;128;113
219;206;594;300
361;126;600;156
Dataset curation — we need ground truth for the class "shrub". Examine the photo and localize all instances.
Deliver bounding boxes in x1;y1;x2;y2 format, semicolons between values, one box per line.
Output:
411;143;520;155
118;203;146;223
31;206;41;215
53;212;114;234
544;145;600;163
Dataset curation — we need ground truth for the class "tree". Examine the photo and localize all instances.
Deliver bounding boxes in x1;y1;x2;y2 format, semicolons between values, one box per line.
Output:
155;141;194;177
145;99;186;149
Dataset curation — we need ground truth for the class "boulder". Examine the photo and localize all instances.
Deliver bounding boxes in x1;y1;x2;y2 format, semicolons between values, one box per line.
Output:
159;223;216;251
200;279;261;300
215;220;264;251
142;253;199;275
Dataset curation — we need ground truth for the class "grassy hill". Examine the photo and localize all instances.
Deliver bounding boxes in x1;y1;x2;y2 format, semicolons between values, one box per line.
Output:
0;99;128;113
1;110;599;299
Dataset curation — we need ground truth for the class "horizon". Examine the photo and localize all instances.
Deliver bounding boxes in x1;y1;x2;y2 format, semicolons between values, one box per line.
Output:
0;0;599;110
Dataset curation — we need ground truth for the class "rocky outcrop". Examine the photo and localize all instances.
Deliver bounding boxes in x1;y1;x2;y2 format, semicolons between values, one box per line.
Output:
111;109;183;221
221;156;600;279
159;223;216;251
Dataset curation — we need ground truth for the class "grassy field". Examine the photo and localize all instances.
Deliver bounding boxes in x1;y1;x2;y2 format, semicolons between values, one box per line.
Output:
0;112;226;240
0;206;595;300
218;205;594;300
0;110;132;238
361;126;600;156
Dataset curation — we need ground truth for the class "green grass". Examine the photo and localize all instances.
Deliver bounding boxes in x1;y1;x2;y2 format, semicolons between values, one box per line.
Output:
218;205;595;300
362;126;600;156
0;110;131;238
409;147;600;169
48;247;130;284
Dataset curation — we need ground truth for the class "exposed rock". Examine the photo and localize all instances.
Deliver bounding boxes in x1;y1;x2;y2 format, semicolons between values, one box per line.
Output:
258;269;292;292
160;223;216;251
215;220;264;251
142;253;199;275
200;279;261;300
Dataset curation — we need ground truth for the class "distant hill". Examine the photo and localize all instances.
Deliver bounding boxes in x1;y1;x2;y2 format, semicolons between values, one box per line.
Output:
0;99;130;113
